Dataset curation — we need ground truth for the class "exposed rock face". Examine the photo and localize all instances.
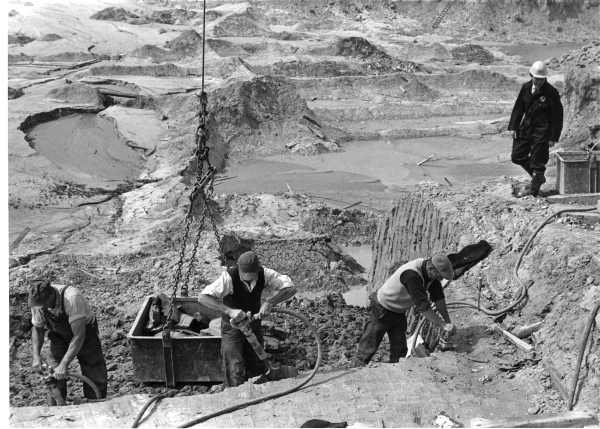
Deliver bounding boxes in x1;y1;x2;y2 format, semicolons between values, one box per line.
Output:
560;67;600;149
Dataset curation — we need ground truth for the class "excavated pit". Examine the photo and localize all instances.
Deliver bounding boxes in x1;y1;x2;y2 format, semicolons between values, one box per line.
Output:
22;113;144;183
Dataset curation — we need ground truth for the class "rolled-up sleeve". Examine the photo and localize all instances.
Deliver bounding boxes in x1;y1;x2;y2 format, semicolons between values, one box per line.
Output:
263;267;293;294
31;308;45;328
201;271;233;299
400;270;432;312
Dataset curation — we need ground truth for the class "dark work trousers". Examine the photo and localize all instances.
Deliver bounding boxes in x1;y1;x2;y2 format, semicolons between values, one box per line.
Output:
511;126;550;176
357;294;408;365
48;319;108;400
221;318;267;387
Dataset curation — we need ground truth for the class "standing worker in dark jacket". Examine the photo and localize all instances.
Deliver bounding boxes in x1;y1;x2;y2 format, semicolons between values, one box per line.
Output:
508;60;563;196
29;278;108;402
356;254;456;365
198;251;297;387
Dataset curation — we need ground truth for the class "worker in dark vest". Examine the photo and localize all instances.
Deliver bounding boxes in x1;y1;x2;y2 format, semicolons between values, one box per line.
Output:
508;60;563;197
356;254;456;365
198;251;297;387
29;278;108;402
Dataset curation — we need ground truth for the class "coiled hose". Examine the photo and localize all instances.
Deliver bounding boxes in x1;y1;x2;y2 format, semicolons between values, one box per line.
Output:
131;308;322;428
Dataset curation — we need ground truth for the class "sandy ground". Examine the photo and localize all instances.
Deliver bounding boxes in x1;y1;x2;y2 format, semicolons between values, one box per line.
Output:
7;0;600;421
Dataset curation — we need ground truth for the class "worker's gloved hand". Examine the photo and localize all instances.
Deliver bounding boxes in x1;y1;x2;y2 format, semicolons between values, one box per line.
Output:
511;130;517;139
228;309;247;324
256;302;273;320
442;323;456;337
53;363;67;380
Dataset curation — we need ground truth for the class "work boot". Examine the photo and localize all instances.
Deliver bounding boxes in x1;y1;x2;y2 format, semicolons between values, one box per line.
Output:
530;172;546;197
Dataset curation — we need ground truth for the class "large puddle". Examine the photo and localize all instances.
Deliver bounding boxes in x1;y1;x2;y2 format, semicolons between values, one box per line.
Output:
495;42;584;65
25;113;144;183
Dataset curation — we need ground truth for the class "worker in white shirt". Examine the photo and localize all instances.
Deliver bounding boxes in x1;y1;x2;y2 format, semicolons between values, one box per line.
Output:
198;251;296;386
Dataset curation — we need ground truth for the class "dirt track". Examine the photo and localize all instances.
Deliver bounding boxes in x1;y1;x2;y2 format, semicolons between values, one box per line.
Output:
7;0;600;421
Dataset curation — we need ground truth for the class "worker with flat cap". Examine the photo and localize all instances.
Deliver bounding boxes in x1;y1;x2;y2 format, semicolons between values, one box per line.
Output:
508;60;563;197
29;277;108;402
198;251;297;387
356;253;456;365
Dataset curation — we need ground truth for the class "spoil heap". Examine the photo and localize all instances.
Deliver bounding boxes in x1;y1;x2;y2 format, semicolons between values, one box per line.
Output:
559;67;600;150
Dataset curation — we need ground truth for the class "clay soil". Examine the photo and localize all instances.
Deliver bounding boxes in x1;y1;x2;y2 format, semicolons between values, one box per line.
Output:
7;0;600;423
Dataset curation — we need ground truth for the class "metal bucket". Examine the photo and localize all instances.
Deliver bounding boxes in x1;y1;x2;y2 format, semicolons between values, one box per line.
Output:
127;296;223;383
555;151;600;194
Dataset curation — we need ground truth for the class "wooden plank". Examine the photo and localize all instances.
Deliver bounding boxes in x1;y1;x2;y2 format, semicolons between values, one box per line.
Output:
470;410;598;428
495;324;534;352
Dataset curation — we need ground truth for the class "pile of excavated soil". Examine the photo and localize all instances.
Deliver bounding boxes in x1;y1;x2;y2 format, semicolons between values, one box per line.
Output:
163;75;344;162
8;87;24;100
46;82;106;106
421;69;519;94
146;8;198;25
8;33;36;45
164;29;203;58
212;10;272;37
559;67;600;150
450;44;495;65
250;60;367;78
90;7;139;22
39;33;63;42
548;41;600;70
312;37;420;74
207;39;249;57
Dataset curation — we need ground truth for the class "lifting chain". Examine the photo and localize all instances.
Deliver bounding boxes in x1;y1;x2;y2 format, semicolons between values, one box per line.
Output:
163;0;222;326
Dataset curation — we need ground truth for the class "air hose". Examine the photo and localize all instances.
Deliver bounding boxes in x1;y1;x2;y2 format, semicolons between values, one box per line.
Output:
177;308;322;428
444;207;598;316
130;308;322;428
568;302;600;410
69;373;102;400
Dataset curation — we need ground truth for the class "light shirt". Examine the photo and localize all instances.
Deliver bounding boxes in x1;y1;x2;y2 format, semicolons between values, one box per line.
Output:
31;284;94;328
201;267;293;300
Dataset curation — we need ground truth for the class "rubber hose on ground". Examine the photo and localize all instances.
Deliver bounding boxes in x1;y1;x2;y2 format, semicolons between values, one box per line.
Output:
568;302;600;410
445;207;598;316
177;308;322;428
132;390;179;428
68;373;102;400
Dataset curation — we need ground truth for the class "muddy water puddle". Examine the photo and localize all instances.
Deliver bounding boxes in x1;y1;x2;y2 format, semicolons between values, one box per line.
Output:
495;42;584;65
25;113;144;184
340;244;371;307
266;136;522;188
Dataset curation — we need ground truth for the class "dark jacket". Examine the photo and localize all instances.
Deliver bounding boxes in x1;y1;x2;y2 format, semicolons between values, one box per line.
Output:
508;80;563;142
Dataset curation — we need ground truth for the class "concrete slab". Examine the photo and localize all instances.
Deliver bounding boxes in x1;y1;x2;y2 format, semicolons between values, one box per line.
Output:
546;193;600;206
10;355;539;428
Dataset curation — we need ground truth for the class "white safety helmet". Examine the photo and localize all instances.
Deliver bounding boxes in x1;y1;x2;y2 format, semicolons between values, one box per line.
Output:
529;61;548;78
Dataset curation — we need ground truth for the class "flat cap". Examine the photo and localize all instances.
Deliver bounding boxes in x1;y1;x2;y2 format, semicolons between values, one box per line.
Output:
237;251;260;273
431;253;454;281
